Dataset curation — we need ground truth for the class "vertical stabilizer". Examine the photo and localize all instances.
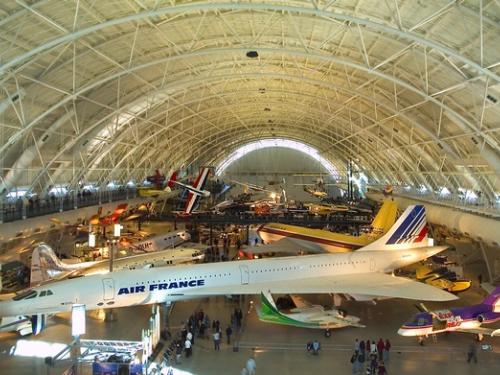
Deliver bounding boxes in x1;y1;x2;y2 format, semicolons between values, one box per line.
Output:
370;200;398;236
166;171;177;190
360;205;428;251
30;244;64;286
482;287;500;312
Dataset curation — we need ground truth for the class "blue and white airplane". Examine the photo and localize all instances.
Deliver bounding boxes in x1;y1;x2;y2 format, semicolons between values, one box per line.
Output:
0;205;457;335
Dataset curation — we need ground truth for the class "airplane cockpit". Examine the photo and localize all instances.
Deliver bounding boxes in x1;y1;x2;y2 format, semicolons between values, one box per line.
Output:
12;289;54;301
405;312;432;327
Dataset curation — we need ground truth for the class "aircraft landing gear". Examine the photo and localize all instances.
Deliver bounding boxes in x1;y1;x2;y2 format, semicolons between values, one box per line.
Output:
324;328;331;338
418;336;424;346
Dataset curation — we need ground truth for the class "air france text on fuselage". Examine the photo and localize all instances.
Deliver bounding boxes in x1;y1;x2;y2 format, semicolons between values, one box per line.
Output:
118;279;205;295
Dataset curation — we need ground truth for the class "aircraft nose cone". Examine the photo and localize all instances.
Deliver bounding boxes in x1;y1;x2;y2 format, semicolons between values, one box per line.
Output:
397;328;409;336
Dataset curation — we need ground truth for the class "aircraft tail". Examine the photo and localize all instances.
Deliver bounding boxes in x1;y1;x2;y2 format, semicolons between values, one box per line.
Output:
258;291;283;322
30;244;66;286
482;286;500;311
166;171;177;190
369;200;398;236
360;205;429;251
184;167;211;214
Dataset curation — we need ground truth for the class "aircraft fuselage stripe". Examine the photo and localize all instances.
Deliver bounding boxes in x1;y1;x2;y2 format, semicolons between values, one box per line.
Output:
258;227;361;250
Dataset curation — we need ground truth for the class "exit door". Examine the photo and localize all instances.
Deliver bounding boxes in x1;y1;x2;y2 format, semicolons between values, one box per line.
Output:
239;265;249;285
370;258;376;272
102;278;115;300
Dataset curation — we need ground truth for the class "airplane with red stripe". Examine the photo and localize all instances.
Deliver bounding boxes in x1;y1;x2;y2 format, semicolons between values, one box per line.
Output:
174;167;211;214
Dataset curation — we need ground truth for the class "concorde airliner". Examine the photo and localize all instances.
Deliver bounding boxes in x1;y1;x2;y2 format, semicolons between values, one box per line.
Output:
0;205;457;335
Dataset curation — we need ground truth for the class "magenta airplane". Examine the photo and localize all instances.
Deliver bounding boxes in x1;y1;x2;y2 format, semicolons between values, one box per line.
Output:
398;286;500;339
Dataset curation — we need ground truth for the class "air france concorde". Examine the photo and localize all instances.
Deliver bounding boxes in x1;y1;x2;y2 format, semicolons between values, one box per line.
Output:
0;205;457;334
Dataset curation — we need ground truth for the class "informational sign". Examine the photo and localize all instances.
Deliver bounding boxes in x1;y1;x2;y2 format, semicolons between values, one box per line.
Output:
71;304;86;337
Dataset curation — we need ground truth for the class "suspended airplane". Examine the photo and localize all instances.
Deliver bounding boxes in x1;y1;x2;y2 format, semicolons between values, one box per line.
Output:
230;179;281;196
0;205;457;335
146;169;167;189
89;204;128;227
258;291;364;330
179;167;211;215
398;286;500;340
137;171;178;198
295;176;330;199
414;264;471;293
304;203;350;216
254;199;398;255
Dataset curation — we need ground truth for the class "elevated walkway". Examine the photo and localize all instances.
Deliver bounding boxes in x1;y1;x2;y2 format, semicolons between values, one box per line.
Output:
367;192;500;246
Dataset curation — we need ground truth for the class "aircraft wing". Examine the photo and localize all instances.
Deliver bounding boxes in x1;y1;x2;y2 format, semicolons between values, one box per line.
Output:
249;238;327;255
289;294;314;309
303;313;365;328
184;273;458;301
456;327;500;337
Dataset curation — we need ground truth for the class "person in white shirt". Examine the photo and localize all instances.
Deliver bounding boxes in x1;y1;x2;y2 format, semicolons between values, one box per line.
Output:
184;338;192;357
213;331;221;351
246;355;256;375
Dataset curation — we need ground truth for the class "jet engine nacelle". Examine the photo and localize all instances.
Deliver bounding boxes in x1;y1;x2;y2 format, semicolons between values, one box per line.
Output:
476;311;497;323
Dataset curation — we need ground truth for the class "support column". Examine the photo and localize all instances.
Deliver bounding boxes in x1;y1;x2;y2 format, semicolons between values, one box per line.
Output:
478;241;495;283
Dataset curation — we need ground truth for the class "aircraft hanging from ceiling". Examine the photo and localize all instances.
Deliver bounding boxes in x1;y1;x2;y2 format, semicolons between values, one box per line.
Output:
137;171;178;198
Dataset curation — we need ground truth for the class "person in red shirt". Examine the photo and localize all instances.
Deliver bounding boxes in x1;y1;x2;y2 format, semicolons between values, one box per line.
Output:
378;361;388;375
376;338;385;361
384;339;391;363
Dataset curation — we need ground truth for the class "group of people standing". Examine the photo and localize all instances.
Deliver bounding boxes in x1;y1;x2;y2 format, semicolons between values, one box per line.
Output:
351;338;391;375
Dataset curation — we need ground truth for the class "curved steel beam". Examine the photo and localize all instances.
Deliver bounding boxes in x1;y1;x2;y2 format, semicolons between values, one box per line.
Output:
1;2;498;85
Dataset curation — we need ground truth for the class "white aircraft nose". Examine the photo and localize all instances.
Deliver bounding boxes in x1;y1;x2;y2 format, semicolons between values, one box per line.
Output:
397;328;412;336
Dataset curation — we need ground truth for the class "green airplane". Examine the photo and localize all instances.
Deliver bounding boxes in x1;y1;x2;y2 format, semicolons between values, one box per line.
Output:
258;291;365;330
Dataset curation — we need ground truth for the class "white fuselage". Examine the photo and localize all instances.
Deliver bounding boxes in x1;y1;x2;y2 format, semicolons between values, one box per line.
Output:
0;247;440;317
125;230;190;253
72;248;205;276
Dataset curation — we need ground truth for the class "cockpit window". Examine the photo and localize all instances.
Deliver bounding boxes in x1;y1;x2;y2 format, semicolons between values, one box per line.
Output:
13;290;38;301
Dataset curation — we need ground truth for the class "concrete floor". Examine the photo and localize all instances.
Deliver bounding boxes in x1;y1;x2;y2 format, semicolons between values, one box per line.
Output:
0;289;499;375
0;222;499;374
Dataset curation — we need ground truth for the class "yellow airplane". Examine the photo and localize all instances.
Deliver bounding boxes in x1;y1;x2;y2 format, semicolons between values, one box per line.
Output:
137;171;177;198
305;203;350;215
415;265;471;293
255;199;398;254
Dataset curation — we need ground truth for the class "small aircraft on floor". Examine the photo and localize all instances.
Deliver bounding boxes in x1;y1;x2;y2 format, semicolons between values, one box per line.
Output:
258;291;364;330
398;286;500;340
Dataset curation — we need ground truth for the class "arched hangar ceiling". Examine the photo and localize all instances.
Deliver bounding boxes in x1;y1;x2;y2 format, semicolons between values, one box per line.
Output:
0;0;499;201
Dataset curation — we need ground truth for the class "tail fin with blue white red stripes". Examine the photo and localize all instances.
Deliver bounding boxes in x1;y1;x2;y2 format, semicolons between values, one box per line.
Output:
360;205;429;251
